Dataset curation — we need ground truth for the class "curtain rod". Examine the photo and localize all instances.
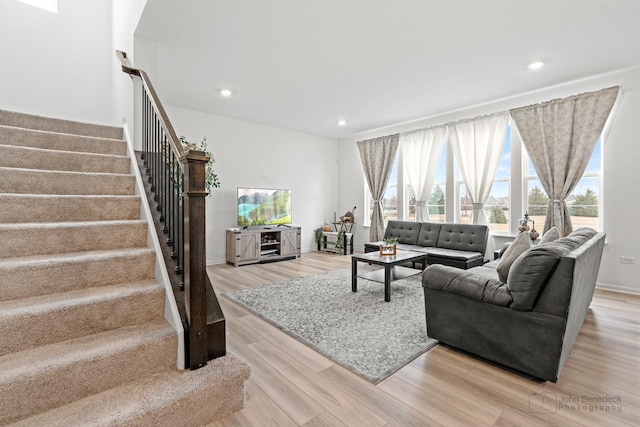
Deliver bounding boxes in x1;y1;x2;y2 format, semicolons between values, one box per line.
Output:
363;86;621;142
510;86;620;114
399;110;510;136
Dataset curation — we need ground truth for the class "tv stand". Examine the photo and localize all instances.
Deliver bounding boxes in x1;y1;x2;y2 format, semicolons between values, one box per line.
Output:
226;226;301;267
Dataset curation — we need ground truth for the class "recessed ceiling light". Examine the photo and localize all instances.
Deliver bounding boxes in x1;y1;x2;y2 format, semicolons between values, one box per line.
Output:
337;120;347;126
528;60;546;70
219;89;233;97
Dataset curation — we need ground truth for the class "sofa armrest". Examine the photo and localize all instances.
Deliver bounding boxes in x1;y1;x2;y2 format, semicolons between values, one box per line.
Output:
422;264;512;307
494;242;512;260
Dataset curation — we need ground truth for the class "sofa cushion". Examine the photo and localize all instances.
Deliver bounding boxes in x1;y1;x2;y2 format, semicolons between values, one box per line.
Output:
436;223;488;254
538;226;560;245
496;232;531;282
384;220;421;245
507;244;564;310
426;248;484;261
423;264;512;307
396;244;424;252
416;222;442;247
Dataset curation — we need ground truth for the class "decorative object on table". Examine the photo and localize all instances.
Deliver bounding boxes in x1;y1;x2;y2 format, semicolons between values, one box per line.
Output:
380;237;397;256
340;206;357;223
519;211;538;241
333;206;357;233
224;267;438;384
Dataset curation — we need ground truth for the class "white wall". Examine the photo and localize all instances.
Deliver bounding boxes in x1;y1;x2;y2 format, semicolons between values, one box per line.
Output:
165;106;339;264
0;0;113;124
338;66;640;294
110;0;147;131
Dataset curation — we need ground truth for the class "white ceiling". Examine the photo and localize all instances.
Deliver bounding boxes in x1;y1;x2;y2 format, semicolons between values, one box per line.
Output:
136;0;640;139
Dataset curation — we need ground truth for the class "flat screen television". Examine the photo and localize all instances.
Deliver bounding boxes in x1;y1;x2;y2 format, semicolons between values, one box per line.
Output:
237;188;292;226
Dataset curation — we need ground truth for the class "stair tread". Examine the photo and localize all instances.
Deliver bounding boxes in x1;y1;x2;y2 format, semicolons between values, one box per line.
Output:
0;165;131;177
0;143;129;159
0;218;146;230
0;109;123;139
0;248;156;301
10;353;251;427
0;321;174;382
0;247;154;268
0;124;124;141
0;280;165;356
0;280;162;316
0;192;139;200
0;193;142;223
0;220;148;259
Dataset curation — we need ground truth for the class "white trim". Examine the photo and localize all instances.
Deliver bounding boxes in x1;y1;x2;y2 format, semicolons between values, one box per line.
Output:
596;282;640;296
123;122;186;370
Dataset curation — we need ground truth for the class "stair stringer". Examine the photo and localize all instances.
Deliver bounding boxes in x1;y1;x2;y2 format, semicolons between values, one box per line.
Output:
122;123;186;370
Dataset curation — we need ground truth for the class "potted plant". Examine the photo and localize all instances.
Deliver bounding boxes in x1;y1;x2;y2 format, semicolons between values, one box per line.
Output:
179;136;220;193
314;227;324;251
380;237;397;256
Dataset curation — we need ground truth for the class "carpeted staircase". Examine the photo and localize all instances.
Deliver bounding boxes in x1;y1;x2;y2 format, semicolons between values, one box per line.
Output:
0;110;249;426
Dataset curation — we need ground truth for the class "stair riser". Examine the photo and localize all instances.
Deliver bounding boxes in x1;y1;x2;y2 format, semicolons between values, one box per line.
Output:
0;250;156;301
0;109;123;140
0;168;135;195
0;125;126;155
0;194;141;223
0;221;148;258
0;284;165;356
0;144;130;174
0;327;176;425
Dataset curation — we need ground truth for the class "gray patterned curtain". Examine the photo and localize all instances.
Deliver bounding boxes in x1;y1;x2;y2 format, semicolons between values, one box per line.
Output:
510;86;619;236
357;134;399;241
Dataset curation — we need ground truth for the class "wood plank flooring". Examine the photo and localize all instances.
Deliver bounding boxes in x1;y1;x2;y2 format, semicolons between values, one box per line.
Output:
207;252;640;426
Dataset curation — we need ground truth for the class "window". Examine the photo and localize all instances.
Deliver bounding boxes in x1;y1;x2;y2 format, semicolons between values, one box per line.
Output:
568;139;601;231
453;127;510;227
485;128;511;232
524;139;601;232
407;144;446;222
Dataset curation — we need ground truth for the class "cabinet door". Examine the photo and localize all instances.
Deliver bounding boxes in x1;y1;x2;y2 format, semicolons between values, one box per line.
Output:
239;232;260;262
281;229;301;257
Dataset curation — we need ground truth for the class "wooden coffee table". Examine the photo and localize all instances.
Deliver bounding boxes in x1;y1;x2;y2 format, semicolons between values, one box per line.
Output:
351;250;427;302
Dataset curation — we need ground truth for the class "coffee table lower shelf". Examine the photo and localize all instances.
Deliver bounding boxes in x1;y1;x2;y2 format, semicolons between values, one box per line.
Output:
357;266;419;283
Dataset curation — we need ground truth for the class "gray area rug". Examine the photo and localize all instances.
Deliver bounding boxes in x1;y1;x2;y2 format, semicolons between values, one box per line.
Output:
223;267;438;384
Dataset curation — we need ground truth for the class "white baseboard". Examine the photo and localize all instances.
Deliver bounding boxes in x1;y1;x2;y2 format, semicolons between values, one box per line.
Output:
596;282;640;296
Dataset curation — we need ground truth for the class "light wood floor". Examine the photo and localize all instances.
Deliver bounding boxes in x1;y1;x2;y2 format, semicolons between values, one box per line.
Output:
207;252;640;426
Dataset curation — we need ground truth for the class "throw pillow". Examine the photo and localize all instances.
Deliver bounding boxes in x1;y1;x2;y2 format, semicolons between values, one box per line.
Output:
538;226;560;245
496;232;532;282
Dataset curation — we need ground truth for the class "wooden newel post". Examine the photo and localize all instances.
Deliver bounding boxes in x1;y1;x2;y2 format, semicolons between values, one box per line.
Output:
181;150;210;369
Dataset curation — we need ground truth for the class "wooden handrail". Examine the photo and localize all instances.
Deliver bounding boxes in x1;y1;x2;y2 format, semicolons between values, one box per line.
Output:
117;50;224;369
116;50;185;162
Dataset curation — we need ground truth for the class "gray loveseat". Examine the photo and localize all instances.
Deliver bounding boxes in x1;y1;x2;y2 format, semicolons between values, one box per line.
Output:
422;228;605;382
365;220;489;269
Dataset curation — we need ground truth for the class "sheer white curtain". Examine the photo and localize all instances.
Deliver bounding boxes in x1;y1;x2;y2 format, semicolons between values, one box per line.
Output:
357;134;400;241
400;126;448;222
450;113;510;225
511;86;619;236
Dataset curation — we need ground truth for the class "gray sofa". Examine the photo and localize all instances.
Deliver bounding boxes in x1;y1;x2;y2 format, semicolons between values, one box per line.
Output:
422;228;605;382
364;220;489;269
